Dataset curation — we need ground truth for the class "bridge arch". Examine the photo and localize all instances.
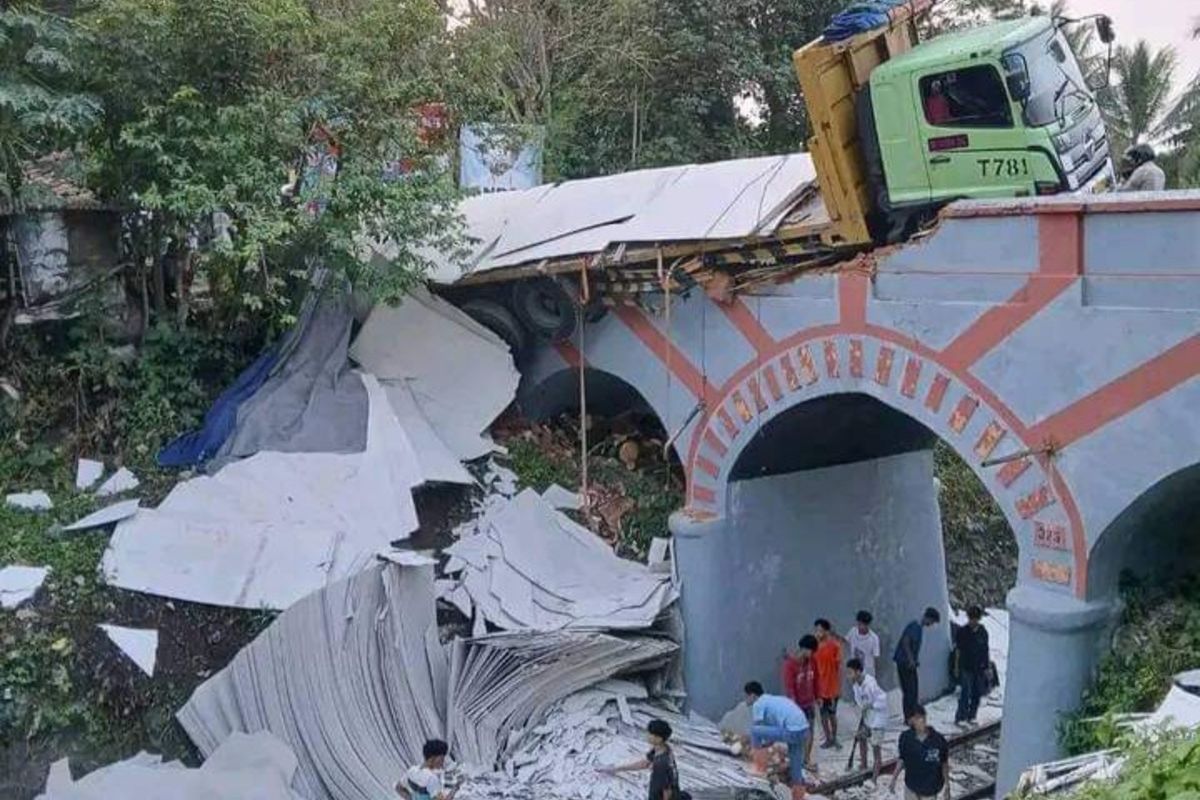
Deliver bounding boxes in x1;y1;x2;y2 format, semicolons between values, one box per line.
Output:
681;328;1086;598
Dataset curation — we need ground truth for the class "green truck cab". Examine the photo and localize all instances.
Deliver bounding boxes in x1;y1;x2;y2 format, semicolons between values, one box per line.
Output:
794;6;1115;245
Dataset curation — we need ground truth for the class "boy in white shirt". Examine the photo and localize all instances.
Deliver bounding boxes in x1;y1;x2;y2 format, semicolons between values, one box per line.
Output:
399;739;458;800
848;658;889;781
845;610;881;677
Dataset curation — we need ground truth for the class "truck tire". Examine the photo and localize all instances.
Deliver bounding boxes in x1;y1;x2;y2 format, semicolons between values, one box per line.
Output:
460;299;527;356
511;278;577;342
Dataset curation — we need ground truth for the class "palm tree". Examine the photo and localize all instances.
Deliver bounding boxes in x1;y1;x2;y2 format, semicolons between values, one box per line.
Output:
1098;41;1178;154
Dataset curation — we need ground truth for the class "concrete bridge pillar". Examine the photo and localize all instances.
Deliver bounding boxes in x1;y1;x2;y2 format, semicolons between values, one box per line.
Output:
670;450;952;720
996;585;1115;796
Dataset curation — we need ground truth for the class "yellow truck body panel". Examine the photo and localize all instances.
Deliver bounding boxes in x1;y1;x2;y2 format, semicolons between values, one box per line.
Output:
792;0;930;246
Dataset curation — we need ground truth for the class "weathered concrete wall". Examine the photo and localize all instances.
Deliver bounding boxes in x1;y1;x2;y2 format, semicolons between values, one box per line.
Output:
672;450;952;718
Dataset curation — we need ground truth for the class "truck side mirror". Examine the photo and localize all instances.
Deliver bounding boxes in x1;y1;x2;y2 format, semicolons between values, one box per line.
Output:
1096;16;1114;45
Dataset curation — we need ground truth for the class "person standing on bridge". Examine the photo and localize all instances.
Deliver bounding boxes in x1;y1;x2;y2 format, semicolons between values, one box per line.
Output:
893;607;941;721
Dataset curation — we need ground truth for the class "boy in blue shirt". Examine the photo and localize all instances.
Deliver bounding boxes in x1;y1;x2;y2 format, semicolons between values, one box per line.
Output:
744;680;810;789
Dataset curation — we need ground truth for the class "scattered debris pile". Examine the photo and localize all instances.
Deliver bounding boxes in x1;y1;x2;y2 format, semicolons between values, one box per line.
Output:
177;560;447;800
442;488;678;632
457;682;768;800
102;374;421;609
36;732;308;800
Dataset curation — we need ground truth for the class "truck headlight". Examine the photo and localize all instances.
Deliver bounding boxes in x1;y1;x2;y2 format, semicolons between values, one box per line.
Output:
1053;133;1071;151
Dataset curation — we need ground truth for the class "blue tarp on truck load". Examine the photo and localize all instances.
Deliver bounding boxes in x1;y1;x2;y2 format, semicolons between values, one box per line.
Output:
823;0;908;41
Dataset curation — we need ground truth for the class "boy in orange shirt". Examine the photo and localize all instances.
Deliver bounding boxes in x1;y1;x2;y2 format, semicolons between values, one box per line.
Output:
813;618;843;750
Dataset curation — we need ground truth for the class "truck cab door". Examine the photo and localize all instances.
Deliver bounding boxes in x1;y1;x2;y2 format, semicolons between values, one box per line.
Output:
915;64;1041;200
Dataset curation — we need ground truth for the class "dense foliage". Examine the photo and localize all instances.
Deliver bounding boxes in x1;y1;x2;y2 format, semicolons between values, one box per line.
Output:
0;6;99;199
1060;577;1200;755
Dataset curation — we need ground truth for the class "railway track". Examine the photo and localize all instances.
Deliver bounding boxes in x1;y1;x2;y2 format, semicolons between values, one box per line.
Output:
810;720;1002;799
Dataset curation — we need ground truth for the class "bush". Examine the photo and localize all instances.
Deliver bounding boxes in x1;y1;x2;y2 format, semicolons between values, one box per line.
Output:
1060;575;1200;754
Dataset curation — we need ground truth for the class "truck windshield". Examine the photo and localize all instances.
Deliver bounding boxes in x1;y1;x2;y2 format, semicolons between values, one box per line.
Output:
1005;27;1091;128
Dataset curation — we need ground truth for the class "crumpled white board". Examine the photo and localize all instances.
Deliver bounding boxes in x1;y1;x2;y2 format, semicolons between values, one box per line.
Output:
101;373;421;610
350;287;518;461
96;468;140;498
444;489;678;631
177;561;447;800
99;624;158;676
6;491;52;511
0;565;50;609
379;379;473;485
35;731;308;800
64;499;140;532
75;459;105;491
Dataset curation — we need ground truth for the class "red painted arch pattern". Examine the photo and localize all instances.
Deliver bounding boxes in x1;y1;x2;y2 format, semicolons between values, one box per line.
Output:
679;329;1087;596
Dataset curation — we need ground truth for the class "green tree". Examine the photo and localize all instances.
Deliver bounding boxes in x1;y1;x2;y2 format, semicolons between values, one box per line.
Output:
451;0;841;180
0;5;99;199
79;0;463;330
1098;41;1179;156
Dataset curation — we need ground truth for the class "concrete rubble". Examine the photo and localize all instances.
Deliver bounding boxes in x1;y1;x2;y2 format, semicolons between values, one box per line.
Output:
35;731;309;800
442;488;679;631
0;564;50;609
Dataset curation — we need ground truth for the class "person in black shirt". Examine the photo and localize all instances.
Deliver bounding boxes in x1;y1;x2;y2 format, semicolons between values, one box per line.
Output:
601;718;682;800
954;606;990;726
889;705;949;800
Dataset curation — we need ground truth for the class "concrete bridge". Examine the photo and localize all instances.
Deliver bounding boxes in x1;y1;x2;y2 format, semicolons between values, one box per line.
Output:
519;192;1200;792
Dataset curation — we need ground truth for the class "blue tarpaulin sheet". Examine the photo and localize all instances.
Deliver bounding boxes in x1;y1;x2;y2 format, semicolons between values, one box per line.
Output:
823;0;906;41
157;347;279;467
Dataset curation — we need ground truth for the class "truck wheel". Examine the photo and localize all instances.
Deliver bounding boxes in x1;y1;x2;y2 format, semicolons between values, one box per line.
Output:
460;299;527;356
511;278;577;342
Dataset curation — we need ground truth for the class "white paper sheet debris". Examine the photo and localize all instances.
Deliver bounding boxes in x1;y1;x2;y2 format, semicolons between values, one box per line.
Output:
6;491;52;511
379;379;473;485
0;565;50;609
177;561;447;800
455;687;771;800
444;489;678;631
64;499;140;532
44;759;73;793
447;631;678;767
96;467;139;497
98;624;158;676
75;459;105;491
101;373;421;610
350;287;519;461
35;731;309;800
541;483;581;511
